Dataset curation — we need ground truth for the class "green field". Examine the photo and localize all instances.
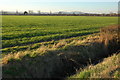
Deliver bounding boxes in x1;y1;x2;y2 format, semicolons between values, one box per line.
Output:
2;16;119;78
2;16;118;53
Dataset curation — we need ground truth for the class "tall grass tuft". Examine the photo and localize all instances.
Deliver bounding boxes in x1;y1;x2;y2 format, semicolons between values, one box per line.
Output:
100;25;120;54
2;25;120;78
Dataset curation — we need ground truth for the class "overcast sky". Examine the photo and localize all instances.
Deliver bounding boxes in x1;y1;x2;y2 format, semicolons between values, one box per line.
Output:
0;0;119;13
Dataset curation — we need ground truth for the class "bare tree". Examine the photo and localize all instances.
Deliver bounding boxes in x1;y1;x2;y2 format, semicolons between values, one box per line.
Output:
28;10;33;14
38;10;41;14
2;11;7;15
1;10;4;14
50;11;52;14
58;11;62;14
16;10;19;14
101;13;105;16
110;12;114;16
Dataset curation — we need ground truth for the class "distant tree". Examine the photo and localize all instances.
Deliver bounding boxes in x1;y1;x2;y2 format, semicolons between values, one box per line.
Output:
73;12;76;16
101;13;105;16
38;10;41;14
50;11;52;14
28;10;33;14
58;11;62;14
24;11;28;15
1;10;4;14
2;11;7;15
16;10;18;14
110;12;114;16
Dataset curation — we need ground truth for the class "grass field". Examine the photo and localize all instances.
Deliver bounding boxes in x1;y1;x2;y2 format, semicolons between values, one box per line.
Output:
2;16;118;54
1;16;120;78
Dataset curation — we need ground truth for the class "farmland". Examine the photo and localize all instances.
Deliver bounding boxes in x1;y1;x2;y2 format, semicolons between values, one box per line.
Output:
1;16;120;78
2;16;118;53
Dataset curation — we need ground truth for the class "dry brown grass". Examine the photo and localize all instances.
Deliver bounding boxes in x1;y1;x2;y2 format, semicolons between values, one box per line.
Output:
52;40;67;48
2;34;108;78
69;53;120;78
2;25;120;78
100;25;120;54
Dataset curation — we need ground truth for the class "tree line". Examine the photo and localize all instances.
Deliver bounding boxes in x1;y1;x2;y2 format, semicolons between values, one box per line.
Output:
1;10;119;16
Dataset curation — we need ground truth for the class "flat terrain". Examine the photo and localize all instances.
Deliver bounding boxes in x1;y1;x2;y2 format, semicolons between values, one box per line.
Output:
1;16;119;78
2;16;118;53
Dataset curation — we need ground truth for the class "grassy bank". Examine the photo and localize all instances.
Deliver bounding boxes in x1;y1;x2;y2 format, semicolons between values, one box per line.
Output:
68;53;120;79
